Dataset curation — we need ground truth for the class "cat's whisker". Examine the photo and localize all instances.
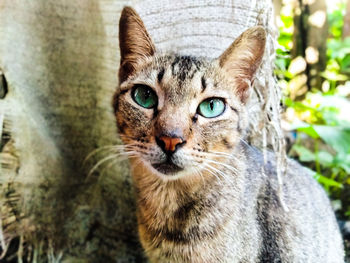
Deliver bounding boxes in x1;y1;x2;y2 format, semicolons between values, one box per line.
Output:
202;164;226;184
87;150;139;178
200;157;234;180
206;151;244;164
192;164;206;186
188;150;242;166
203;163;232;183
191;153;240;176
239;137;253;149
208;159;239;172
187;149;232;158
84;144;125;165
98;153;140;182
206;151;233;157
186;151;239;180
83;143;141;166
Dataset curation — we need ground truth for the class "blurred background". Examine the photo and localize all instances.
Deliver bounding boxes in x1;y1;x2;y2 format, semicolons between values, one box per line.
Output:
274;0;350;257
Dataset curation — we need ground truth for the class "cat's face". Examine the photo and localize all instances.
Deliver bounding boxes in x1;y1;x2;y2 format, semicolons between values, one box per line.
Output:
115;7;266;180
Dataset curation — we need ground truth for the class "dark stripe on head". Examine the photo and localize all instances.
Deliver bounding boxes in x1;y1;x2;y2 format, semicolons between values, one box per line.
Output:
172;56;202;83
157;68;165;83
171;56;181;75
178;56;192;82
201;76;207;92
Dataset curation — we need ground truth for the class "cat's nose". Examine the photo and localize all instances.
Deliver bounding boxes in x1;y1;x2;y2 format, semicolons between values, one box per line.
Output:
156;136;185;153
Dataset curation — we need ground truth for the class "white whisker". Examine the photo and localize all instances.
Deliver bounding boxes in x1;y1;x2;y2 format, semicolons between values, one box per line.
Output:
239;137;252;149
84;145;125;164
87;150;139;178
206;163;233;183
193;163;206;186
205;159;239;174
202;164;224;183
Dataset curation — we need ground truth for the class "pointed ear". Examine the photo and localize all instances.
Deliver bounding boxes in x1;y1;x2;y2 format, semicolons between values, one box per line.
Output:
119;7;155;83
218;26;266;103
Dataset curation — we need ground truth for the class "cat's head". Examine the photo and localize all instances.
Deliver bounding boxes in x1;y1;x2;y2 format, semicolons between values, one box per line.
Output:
114;7;266;180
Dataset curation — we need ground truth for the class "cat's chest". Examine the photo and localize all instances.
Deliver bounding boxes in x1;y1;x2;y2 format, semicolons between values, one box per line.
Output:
134;168;261;262
136;179;244;242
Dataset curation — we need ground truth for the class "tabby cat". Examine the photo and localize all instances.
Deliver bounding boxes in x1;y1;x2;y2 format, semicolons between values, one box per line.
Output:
114;7;344;263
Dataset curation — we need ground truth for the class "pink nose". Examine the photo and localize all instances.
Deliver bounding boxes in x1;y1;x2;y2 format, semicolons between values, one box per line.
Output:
157;136;184;152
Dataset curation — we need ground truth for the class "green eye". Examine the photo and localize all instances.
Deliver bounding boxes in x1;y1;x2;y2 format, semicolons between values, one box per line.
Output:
198;98;225;118
132;85;158;109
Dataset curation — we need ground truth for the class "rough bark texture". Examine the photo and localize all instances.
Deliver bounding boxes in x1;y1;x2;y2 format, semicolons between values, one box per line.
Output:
0;0;280;261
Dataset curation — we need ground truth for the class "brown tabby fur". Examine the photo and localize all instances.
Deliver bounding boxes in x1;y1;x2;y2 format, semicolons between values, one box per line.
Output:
114;7;344;263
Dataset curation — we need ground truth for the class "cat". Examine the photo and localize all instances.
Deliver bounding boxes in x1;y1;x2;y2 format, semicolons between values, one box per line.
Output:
114;6;344;263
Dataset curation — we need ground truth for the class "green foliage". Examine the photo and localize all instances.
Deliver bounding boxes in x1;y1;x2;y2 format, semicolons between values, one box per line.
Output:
276;2;350;219
275;5;293;81
287;93;350;217
328;2;346;39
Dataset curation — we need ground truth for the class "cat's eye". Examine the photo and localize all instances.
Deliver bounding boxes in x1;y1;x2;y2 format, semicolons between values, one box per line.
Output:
198;98;225;118
131;84;158;109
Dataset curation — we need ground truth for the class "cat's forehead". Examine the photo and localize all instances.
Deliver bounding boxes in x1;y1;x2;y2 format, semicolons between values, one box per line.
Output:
167;55;204;84
137;54;225;103
161;55;205;99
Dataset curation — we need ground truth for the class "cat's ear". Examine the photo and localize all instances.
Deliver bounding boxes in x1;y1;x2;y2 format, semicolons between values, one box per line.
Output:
218;26;266;103
119;7;155;83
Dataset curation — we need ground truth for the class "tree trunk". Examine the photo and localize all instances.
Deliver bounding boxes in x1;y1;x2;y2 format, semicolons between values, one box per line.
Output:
343;0;350;39
292;0;328;91
0;0;279;261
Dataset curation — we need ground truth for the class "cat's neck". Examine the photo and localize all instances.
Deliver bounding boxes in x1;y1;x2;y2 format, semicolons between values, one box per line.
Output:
131;161;211;215
130;144;247;224
129;146;249;254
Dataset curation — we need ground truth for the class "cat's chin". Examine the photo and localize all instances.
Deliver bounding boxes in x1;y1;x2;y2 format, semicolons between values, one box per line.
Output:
151;162;184;176
139;160;191;181
134;158;195;181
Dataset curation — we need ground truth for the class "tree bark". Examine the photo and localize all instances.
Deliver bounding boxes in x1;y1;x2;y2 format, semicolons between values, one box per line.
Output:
0;0;279;261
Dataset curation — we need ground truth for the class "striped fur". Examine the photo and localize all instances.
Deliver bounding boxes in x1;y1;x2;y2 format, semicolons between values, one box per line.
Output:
114;7;344;262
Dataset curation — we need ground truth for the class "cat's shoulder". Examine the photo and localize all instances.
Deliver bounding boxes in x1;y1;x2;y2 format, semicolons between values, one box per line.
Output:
243;144;320;191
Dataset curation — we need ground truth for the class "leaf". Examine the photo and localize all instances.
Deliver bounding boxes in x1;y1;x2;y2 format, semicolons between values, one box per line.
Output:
334;152;350;173
317;151;334;166
339;163;350;174
320;70;348;81
314;173;343;189
327;39;350;59
313;125;350;155
280;14;293;28
275;58;287;71
297;126;320;139
278;34;293;50
292;145;315;162
340;55;350;73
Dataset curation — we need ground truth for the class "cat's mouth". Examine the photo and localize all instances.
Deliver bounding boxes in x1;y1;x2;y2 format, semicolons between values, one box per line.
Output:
151;159;184;175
